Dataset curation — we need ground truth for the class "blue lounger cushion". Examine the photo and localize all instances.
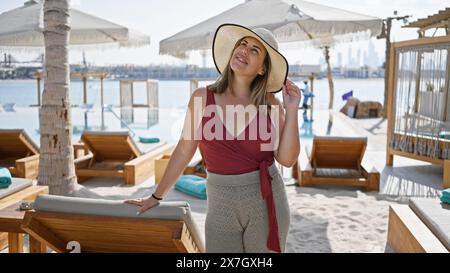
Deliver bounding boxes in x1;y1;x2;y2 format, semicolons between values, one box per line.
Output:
440;195;450;204
175;175;207;200
442;189;450;199
0;168;12;189
139;136;160;143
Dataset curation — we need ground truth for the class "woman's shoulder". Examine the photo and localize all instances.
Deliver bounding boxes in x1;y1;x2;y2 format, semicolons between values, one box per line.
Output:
191;87;208;99
188;87;209;111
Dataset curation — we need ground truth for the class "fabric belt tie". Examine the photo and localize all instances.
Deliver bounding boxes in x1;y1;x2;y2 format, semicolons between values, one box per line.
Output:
259;160;281;252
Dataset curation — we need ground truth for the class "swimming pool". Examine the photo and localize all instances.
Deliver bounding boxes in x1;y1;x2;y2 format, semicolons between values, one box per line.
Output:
0;105;344;150
0;106;187;146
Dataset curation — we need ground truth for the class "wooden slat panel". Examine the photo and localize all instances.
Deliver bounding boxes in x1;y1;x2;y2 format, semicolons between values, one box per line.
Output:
405;8;450;29
8;233;23;253
29;236;47;253
22;211;202;253
125;143;175;185
301;176;368;187
393;35;450;49
0;130;39;158
76;169;124;178
21;213;67;253
81;134;137;161
0;232;7;251
15;155;39;179
389;149;444;165
311;138;366;169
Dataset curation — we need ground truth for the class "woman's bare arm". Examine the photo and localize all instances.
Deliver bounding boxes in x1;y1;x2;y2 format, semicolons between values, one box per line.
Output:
269;80;301;167
125;87;206;213
153;87;206;198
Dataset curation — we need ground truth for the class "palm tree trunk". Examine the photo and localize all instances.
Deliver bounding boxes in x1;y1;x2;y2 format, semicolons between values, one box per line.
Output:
324;46;335;110
38;0;77;195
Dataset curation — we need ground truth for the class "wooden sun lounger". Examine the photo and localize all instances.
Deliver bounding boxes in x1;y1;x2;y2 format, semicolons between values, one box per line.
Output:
296;136;379;191
387;199;449;253
0;129;40;179
21;195;205;253
154;148;207;184
74;131;174;185
183;148;206;177
0;178;49;252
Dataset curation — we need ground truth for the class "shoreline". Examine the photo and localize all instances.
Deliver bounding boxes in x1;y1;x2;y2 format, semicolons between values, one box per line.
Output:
0;77;385;83
0;79;36;83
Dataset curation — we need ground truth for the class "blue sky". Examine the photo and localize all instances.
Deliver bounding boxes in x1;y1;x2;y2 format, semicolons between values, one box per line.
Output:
1;0;449;67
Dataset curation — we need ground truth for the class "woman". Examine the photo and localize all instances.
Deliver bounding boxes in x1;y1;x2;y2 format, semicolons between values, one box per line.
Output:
126;24;300;253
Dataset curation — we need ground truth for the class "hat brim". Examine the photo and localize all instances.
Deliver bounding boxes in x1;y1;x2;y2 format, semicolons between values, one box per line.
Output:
212;23;288;93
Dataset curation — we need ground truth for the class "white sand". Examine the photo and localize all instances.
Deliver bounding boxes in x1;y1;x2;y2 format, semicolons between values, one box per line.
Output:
284;185;401;253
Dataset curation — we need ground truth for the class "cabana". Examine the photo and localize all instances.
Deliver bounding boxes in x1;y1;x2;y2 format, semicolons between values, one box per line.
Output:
120;79;158;108
386;8;450;189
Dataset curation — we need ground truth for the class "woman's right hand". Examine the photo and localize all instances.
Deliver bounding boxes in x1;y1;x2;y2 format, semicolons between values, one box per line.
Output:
124;196;160;215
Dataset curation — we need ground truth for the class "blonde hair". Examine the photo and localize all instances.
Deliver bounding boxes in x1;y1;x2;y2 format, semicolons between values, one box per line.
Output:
209;37;272;111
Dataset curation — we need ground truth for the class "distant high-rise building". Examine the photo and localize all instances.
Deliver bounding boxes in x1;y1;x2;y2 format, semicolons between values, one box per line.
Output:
319;56;325;68
337;52;343;67
348;46;352;67
363;51;368;67
357;48;361;67
367;39;380;68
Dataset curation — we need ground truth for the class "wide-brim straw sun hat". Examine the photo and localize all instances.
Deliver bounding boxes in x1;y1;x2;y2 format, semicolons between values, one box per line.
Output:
212;23;288;93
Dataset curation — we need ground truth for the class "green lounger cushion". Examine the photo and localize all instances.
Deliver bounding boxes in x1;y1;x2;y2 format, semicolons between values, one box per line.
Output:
442;189;450;199
0;167;12;189
139;136;160;143
175;175;207;200
440;195;450;204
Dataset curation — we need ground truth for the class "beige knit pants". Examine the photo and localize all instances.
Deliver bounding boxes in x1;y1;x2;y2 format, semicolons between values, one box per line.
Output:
205;162;291;253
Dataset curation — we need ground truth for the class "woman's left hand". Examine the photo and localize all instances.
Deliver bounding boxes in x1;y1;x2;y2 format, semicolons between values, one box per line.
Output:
282;79;302;111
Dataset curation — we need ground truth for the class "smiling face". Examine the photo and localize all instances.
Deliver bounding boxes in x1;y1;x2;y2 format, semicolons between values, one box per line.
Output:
229;36;268;79
210;34;272;109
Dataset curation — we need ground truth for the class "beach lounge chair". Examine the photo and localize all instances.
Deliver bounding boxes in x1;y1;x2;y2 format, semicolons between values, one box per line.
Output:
0;129;40;179
74;131;174;185
0;178;48;252
387;198;449;253
21;195;205;253
183;148;206;177
297;136;379;191
155;148;206;184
